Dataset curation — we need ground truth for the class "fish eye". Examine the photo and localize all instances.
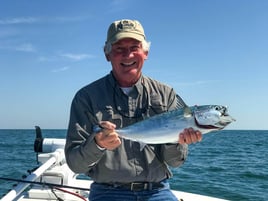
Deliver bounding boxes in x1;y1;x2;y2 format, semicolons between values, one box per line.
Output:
215;106;220;111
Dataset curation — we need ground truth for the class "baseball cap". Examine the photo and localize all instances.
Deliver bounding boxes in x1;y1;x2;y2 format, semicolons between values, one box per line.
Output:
106;19;146;44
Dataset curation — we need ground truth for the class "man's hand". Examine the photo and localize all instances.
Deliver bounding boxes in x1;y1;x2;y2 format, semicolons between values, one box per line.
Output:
94;121;121;150
179;127;202;144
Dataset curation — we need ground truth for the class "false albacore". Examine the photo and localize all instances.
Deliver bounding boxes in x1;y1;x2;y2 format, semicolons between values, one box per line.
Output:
107;105;235;144
89;105;235;144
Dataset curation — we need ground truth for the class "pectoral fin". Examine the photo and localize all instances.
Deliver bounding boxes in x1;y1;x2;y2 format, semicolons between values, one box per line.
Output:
183;106;192;118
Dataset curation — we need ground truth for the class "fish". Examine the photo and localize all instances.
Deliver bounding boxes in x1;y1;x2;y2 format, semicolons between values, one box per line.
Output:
104;105;235;144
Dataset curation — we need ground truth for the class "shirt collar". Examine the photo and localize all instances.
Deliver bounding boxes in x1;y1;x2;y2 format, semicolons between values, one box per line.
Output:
108;71;144;95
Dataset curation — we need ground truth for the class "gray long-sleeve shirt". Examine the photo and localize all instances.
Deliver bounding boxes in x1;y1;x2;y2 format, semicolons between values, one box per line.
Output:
65;72;188;183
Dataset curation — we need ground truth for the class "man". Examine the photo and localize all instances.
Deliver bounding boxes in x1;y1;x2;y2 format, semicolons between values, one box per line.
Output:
65;19;202;201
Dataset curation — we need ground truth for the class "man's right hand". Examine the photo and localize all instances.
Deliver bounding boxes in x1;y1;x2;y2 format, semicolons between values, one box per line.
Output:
94;121;121;150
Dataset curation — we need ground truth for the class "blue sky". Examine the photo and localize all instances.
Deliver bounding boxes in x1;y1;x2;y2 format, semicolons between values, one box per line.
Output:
0;0;267;129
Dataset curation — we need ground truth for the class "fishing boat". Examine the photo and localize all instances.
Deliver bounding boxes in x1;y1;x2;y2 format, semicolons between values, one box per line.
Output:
0;127;228;201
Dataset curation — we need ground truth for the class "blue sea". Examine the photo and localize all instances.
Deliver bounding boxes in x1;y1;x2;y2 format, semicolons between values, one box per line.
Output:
0;129;267;200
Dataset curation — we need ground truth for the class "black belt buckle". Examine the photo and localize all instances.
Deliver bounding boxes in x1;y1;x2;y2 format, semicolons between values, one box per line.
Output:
130;182;150;191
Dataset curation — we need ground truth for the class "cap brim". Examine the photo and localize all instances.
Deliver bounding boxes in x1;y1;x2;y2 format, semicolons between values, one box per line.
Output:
109;32;145;44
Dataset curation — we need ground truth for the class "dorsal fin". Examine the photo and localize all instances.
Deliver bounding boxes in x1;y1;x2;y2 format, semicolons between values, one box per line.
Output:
175;94;187;109
175;94;192;117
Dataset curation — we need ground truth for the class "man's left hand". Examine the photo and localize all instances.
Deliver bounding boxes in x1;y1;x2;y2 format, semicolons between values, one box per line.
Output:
179;128;202;144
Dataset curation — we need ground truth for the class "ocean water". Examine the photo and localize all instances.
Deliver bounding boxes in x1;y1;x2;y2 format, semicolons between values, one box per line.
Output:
0;129;267;201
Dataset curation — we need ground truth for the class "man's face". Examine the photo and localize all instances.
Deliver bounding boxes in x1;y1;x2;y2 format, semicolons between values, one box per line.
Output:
107;38;148;87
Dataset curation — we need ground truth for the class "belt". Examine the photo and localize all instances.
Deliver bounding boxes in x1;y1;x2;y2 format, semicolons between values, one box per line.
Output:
101;181;165;191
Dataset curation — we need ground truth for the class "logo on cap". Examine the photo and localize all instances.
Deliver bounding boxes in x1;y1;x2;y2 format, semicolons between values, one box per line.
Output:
117;20;135;31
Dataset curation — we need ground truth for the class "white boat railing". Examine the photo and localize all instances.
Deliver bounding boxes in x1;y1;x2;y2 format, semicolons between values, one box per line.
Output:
0;149;64;201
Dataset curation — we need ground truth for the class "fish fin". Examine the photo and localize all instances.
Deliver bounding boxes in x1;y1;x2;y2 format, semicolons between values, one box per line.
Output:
183;106;192;118
92;124;103;133
175;94;188;109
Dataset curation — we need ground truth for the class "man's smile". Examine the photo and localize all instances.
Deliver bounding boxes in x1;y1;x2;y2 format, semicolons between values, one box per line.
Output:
121;61;136;67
